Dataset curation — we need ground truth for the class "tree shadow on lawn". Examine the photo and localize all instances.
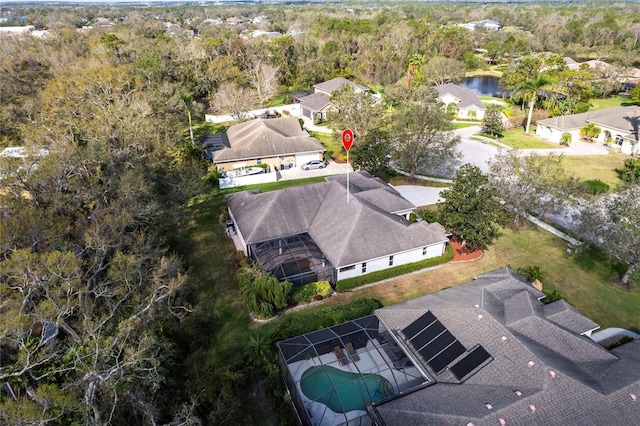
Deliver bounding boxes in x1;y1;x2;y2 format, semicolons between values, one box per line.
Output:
573;244;631;286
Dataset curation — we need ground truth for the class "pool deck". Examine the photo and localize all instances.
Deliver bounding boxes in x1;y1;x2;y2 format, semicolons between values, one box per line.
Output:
286;340;425;425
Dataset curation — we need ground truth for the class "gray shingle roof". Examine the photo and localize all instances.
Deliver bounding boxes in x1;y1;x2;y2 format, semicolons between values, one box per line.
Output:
435;83;486;110
226;172;448;267
212;117;325;163
536;105;640;132
298;92;331;112
313;77;370;94
372;267;640;426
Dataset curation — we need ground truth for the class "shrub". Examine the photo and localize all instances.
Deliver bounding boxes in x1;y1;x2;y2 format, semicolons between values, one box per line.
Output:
273;297;383;339
336;245;454;292
582;179;610;196
542;288;563;304
615;158;640;183
516;265;545;283
290;280;333;304
235;263;292;318
416;208;439;223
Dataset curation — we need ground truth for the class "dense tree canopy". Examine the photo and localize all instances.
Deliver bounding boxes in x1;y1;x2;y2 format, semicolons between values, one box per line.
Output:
1;2;640;424
439;164;506;251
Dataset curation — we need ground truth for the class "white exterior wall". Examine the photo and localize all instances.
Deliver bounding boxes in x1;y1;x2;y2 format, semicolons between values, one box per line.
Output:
459;106;485;120
335;241;447;281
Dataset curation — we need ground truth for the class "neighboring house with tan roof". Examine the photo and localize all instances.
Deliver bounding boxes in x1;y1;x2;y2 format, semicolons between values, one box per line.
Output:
535;105;640;155
225;172;448;285
435;83;487;120
278;267;640;426
298;77;371;122
211;116;325;172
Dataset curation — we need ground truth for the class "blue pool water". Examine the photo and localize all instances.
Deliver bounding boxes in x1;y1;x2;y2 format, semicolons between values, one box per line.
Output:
300;365;394;413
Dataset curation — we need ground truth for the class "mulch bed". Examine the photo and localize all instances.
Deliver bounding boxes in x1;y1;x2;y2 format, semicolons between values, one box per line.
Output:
449;239;483;262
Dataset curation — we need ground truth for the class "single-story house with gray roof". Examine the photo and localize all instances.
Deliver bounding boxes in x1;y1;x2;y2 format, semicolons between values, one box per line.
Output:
278;267;640;426
298;77;371;122
211;116;325;172
435;83;486;120
225;172;448;285
535;105;640;155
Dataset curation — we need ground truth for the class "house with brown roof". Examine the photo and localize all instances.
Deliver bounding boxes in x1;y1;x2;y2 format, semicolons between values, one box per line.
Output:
225;172;448;285
435;83;486;120
535;105;640;155
211;116;325;172
298;78;371;122
277;267;640;426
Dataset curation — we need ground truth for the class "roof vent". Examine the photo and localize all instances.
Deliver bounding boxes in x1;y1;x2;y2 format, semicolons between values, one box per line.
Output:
549;370;556;378
474;304;480;308
501;336;507;342
467;423;475;426
499;419;506;425
485;403;493;410
630;394;637;401
527;361;535;367
477;314;483;319
514;390;522;397
529;404;536;412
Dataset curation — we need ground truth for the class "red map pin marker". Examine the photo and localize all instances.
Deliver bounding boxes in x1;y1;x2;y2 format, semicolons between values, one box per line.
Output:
342;129;354;152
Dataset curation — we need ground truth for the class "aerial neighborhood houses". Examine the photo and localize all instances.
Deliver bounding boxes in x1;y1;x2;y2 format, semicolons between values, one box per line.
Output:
297;77;372;123
435;83;487;120
457;19;502;31
208;117;325;173
278;268;640;426
226;172;449;285
536;105;640;156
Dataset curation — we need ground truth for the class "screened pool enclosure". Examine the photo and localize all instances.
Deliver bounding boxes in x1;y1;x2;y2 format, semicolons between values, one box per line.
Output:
277;315;428;426
249;233;334;286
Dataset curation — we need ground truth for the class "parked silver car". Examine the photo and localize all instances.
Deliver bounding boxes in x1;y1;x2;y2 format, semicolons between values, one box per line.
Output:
301;160;327;170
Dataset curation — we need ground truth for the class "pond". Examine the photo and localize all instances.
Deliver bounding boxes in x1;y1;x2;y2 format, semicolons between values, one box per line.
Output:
462;75;504;97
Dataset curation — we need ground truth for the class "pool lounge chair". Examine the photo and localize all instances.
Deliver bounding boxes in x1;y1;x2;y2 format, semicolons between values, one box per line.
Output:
345;341;360;362
334;345;349;366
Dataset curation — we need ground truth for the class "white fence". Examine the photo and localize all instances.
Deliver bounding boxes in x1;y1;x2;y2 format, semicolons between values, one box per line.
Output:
219;171;278;189
205;104;302;123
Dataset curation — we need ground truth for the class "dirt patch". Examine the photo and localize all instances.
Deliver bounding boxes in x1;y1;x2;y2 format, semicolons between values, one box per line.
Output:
611;276;636;290
450;240;483;262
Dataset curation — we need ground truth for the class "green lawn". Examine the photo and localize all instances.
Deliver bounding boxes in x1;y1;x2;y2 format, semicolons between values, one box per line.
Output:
264;93;291;108
559;153;627;189
451;122;479;129
309;131;346;161
589;95;629;111
494;128;564;149
491;228;640;331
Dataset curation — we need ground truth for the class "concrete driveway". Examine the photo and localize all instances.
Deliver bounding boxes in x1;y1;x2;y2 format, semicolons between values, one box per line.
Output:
393;185;447;207
277;160;352;181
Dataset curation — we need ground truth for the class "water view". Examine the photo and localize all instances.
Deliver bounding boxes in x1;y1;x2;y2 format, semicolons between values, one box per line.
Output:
462;75;504;97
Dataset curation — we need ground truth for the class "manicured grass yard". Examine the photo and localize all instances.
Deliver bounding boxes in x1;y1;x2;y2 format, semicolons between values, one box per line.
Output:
334;226;640;332
181;180;640;339
559;153;627;189
589;95;629;111
309;131;345;161
494;128;563;149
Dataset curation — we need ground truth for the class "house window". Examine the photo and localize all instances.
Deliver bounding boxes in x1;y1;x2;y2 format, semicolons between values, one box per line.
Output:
616;135;624;146
340;265;355;273
389;256;394;266
422;247;428;256
362;262;367;273
257;158;262;164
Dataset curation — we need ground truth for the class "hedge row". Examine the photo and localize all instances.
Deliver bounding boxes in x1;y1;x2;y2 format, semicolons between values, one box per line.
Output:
273;297;384;339
335;245;454;292
289;280;332;305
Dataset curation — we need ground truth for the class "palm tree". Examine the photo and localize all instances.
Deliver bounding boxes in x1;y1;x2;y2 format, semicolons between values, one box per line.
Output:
523;74;551;135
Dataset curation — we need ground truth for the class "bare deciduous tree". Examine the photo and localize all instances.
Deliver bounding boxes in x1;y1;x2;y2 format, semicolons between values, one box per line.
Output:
214;83;256;123
246;59;279;106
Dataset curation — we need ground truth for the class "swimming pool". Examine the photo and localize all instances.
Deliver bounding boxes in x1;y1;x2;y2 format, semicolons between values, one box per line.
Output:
300;365;395;413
